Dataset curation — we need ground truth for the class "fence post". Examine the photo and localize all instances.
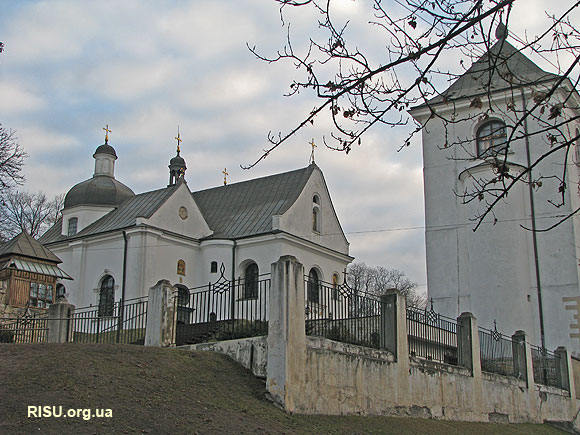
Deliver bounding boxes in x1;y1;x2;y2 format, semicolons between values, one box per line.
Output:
47;298;75;343
555;346;575;396
457;312;480;375
381;289;408;362
512;330;534;389
145;280;177;347
267;255;306;411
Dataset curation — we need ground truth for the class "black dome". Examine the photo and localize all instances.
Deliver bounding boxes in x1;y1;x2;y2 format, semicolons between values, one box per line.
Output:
93;143;118;158
170;154;186;166
64;176;135;209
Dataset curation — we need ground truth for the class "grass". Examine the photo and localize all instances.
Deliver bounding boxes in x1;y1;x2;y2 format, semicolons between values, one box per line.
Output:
0;343;568;434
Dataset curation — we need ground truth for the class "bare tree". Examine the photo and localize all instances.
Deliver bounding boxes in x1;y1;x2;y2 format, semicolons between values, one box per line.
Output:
0;124;27;194
248;0;580;230
346;262;425;308
0;191;64;241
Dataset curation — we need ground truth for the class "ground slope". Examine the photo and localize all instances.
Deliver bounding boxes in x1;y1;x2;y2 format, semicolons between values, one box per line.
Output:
0;344;566;434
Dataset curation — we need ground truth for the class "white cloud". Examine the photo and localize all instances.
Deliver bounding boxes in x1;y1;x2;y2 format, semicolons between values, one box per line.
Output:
0;82;46;113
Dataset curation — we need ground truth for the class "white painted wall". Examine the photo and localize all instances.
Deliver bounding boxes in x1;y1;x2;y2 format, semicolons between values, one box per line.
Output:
411;86;580;352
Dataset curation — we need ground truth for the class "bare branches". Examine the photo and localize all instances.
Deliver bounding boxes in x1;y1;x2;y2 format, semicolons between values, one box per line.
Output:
0;124;27;193
0;191;64;241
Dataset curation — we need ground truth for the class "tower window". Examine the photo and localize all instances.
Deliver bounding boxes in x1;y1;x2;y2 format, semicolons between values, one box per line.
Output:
210;261;218;273
67;217;78;236
476;120;507;157
312;195;321;232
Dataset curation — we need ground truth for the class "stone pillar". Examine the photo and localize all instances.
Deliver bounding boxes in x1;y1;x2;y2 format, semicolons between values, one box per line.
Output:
266;255;306;412
457;312;481;376
145;280;177;347
47;298;75;343
512;330;534;389
380;289;406;360
555;346;575;397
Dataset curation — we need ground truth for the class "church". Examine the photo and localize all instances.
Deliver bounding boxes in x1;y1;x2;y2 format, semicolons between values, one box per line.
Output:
410;27;580;354
39;132;353;312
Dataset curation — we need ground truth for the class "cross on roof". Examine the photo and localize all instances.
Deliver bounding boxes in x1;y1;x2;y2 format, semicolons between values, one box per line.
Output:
103;124;112;144
175;126;182;154
222;168;229;185
309;138;316;164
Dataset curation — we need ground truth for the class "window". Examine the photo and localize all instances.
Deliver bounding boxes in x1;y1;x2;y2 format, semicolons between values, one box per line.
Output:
307;268;320;303
98;275;115;317
67;217;78;236
175;284;190;324
243;263;259;299
332;274;339;300
312;208;320;232
313;194;320;204
29;282;54;308
210;261;218;273
177;259;186;276
476;120;507;157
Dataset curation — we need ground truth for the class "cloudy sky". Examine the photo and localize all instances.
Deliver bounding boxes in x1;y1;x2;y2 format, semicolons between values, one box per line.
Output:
0;0;570;293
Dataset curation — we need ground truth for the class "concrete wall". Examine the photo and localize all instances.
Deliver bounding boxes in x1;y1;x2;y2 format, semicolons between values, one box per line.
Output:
181;336;268;378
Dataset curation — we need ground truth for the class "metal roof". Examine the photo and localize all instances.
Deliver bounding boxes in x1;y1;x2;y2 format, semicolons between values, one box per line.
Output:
41;165;316;244
0;231;62;263
414;40;560;109
0;258;73;279
193;165;315;238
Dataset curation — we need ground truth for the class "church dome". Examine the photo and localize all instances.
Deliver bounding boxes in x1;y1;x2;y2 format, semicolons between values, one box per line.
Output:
64;176;135;209
93;143;117;158
170;154;186;166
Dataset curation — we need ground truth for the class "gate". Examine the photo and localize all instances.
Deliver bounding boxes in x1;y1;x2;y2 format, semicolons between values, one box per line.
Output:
176;264;270;345
71;296;148;344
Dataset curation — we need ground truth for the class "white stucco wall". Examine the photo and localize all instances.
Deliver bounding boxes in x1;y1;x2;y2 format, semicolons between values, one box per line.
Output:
412;86;580;352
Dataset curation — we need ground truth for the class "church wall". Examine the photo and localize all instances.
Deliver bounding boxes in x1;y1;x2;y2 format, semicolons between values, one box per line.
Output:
279;168;349;256
61;205;114;235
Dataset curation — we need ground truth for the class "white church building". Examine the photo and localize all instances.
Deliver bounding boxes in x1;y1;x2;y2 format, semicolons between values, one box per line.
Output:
410;30;580;353
39;136;352;312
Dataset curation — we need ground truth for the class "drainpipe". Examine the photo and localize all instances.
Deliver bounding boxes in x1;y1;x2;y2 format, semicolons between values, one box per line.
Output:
230;239;237;321
521;88;546;350
117;230;128;342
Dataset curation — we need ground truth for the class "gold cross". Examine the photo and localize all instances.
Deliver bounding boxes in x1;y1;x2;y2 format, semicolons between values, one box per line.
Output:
309;138;316;164
175;126;182;153
103;124;112;144
222;168;229;185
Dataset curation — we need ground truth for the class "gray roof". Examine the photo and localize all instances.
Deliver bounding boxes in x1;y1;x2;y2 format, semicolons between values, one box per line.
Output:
41;165;317;244
415;40;560;109
93;143;117;158
0;231;62;263
41;186;178;244
64;175;135;208
193;165;315;238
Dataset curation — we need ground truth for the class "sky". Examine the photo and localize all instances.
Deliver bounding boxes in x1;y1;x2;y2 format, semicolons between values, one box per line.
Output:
0;0;570;295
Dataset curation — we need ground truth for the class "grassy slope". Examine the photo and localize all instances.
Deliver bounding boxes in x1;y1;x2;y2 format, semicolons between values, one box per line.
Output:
0;344;566;435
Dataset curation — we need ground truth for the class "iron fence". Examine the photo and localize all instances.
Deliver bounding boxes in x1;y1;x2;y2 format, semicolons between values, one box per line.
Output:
71;296;148;344
531;345;561;389
406;304;458;365
0;312;48;343
479;325;519;379
175;266;270;345
305;278;383;349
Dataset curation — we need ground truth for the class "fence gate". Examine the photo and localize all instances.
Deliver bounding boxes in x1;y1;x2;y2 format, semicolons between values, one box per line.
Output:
70;296;148;345
176;264;270;346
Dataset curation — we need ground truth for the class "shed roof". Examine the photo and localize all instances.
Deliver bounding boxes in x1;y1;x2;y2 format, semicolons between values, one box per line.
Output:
0;231;62;263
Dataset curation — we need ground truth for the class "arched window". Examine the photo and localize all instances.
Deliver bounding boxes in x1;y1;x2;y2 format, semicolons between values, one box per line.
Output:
98;275;115;317
243;263;259;299
210;261;218;273
177;259;186;276
312;195;321;232
67;217;78;236
307;268;320;303
476;120;507;157
175;284;190;324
